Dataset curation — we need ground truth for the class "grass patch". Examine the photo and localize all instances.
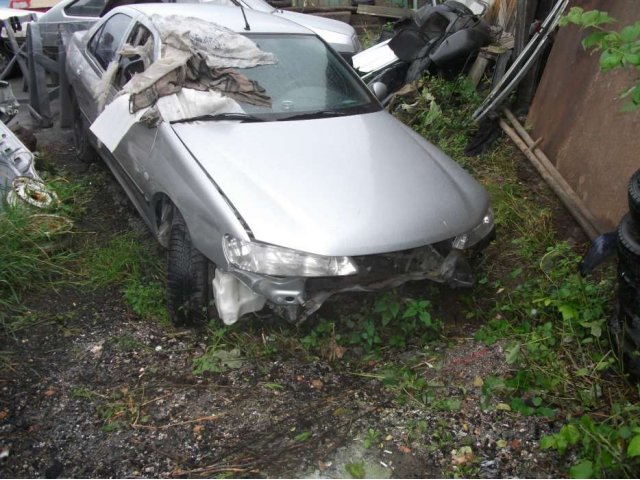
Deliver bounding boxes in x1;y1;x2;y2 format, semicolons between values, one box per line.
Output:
84;232;167;324
0;174;90;322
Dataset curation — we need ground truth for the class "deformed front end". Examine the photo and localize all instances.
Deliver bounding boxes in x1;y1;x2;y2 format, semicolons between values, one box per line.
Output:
212;208;495;325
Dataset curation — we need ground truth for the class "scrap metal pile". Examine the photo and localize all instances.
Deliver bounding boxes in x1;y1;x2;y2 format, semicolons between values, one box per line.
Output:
354;0;492;103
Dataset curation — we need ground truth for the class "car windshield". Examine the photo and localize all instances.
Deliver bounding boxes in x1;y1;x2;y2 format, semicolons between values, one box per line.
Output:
235;34;379;121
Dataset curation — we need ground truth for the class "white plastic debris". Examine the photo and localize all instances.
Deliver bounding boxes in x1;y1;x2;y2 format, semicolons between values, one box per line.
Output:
89;95;147;152
212;269;266;325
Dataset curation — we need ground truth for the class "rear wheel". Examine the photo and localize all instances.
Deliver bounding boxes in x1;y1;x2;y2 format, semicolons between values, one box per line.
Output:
71;93;98;164
166;210;209;326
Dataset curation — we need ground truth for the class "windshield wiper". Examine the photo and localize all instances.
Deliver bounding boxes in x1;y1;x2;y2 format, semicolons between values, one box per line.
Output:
170;113;266;124
277;110;354;121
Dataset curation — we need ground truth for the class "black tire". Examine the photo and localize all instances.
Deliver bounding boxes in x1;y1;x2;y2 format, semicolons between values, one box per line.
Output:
611;305;640;380
71;93;98;164
618;270;640;314
166;211;209;326
617;213;640;281
629;169;640;224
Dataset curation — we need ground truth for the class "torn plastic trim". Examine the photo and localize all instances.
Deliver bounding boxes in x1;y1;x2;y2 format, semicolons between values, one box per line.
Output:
212;268;266;325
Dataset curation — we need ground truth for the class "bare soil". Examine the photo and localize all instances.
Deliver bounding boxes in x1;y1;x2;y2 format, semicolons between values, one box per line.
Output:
0;121;586;478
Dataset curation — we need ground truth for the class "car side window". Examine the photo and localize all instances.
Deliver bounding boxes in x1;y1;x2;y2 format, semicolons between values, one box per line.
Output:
115;22;155;88
64;0;107;18
87;13;132;70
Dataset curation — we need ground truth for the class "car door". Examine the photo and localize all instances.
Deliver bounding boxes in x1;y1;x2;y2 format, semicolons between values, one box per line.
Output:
73;11;133;122
108;18;163;222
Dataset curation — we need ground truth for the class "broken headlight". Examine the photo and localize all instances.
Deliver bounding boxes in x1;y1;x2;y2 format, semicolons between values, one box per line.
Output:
452;208;494;250
223;235;358;277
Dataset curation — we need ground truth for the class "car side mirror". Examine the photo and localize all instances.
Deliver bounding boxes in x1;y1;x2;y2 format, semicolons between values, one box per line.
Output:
370;81;388;101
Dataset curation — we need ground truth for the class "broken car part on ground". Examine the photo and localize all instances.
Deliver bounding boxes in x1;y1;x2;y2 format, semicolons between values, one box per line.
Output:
0;81;59;212
66;3;494;326
353;1;492;104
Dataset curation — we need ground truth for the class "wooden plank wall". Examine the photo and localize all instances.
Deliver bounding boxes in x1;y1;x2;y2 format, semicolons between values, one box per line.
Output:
527;0;640;231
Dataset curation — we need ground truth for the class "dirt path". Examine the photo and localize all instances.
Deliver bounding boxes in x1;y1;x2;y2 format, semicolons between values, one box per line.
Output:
0;123;574;478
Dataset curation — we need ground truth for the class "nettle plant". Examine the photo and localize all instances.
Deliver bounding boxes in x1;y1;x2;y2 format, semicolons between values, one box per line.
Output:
560;7;640;111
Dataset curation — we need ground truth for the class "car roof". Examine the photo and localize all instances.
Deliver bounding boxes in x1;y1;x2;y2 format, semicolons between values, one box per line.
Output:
120;3;314;35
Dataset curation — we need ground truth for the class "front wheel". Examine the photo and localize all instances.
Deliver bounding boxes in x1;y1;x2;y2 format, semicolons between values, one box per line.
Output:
166;211;209;326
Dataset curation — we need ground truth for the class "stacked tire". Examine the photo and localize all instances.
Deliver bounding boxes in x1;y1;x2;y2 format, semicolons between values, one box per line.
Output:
612;169;640;378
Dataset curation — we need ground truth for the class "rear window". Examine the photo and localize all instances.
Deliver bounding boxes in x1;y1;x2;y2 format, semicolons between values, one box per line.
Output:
64;0;106;18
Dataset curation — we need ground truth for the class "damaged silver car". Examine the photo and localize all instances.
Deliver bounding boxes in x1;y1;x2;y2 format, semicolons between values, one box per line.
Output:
66;3;494;326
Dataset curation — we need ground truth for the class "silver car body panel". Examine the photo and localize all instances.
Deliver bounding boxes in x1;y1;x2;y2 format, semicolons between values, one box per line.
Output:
170;112;489;257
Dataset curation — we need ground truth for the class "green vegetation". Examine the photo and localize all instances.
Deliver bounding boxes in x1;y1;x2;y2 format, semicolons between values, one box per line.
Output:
0;167;167;327
84;232;168;324
0;174;89;324
560;7;640;111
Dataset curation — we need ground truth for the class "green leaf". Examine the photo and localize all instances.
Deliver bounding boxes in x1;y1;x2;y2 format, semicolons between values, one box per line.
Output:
540;435;556;450
389;302;400;318
632;85;640;104
620;101;640;112
294;431;312;442
627;434;640;457
570;460;593;479
345;462;366;479
581;10;616;28
561;424;581;445
600;49;623;70
618;425;633;440
623;52;640;66
558;304;577;321
621;23;640;43
506;343;521;364
537;407;556;419
582;31;609;49
532;396;543;407
560;7;584;26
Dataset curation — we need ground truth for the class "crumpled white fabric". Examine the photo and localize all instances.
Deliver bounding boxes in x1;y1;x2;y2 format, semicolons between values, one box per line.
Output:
122;46;192;95
156;89;243;122
150;14;276;69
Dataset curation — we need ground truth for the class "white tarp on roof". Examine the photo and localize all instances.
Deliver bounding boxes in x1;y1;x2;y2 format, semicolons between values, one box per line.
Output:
90;14;275;152
151;14;275;69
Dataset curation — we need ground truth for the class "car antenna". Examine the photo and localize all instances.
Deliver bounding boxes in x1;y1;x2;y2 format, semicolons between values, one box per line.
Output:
231;0;251;31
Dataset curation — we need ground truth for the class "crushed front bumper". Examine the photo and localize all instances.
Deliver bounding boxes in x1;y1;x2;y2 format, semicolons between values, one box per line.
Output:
222;231;494;324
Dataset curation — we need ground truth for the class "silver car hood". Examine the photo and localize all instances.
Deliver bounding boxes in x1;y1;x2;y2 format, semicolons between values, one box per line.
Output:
171;110;489;257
